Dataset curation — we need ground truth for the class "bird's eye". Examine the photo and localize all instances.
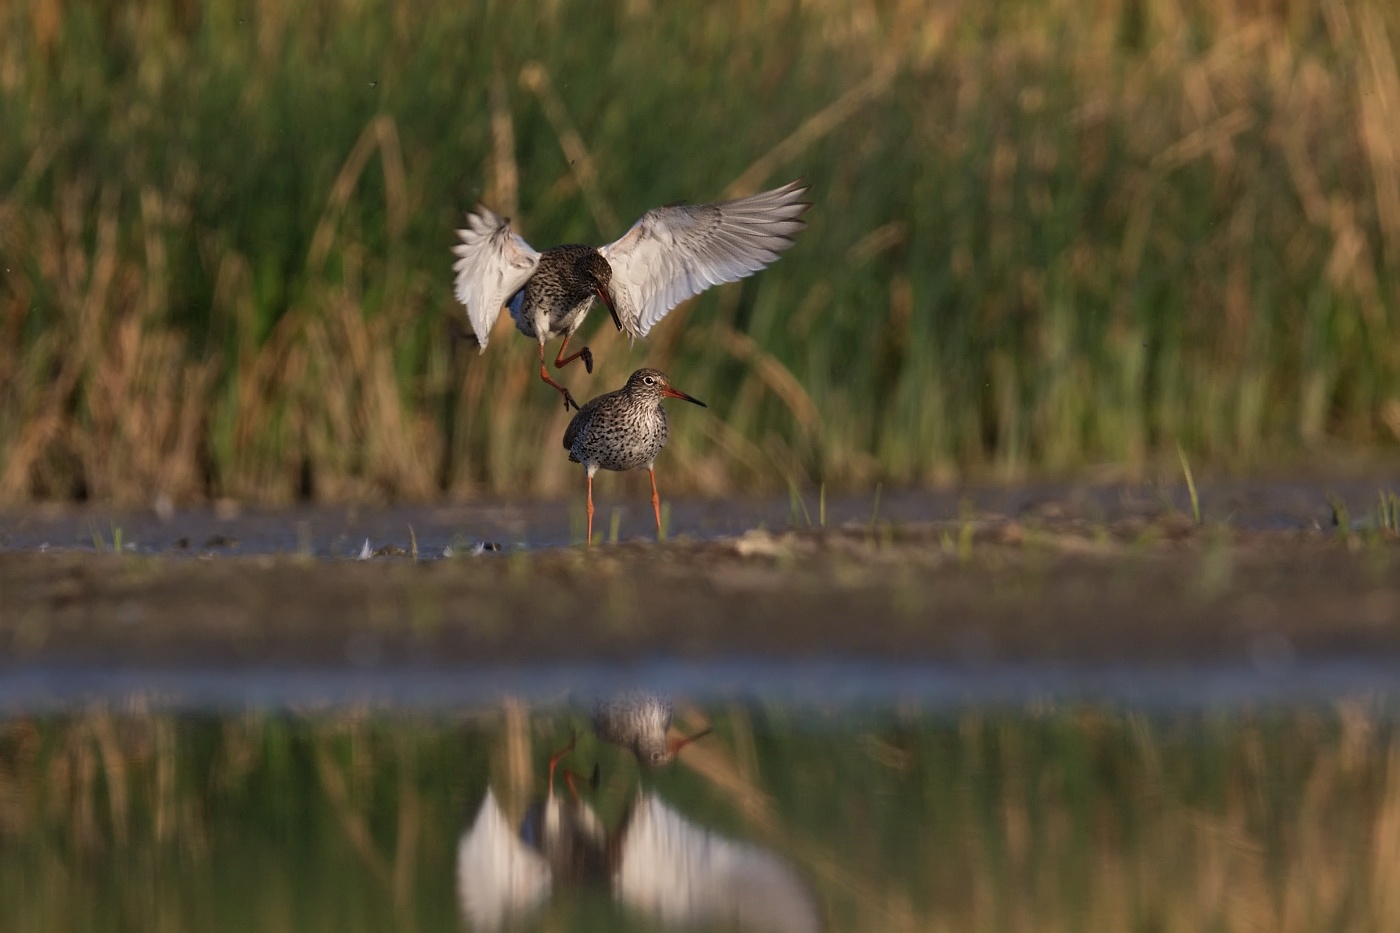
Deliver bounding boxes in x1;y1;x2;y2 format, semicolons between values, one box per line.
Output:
643;376;656;386
651;751;664;762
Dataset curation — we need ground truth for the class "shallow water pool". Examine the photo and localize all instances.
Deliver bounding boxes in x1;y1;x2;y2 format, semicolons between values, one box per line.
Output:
5;694;1400;932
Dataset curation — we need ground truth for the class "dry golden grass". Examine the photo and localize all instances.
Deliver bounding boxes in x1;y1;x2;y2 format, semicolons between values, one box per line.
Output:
2;1;1400;503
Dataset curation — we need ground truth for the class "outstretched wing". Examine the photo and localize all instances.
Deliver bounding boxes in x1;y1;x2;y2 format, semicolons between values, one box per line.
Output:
452;206;541;351
599;180;810;338
456;788;552;931
615;793;822;933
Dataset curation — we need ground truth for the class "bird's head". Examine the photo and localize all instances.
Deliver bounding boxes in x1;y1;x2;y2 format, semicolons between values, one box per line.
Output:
576;251;622;331
625;369;707;408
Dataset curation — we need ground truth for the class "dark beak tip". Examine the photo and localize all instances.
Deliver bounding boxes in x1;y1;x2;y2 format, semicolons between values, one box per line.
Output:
664;388;706;407
666;726;714;758
595;287;623;331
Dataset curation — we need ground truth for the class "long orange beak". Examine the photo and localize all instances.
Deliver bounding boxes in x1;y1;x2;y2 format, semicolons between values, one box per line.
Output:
661;386;707;408
666;726;713;757
596;287;622;331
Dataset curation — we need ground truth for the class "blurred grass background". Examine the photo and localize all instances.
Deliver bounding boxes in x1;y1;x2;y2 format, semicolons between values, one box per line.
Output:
4;705;1400;932
3;0;1400;505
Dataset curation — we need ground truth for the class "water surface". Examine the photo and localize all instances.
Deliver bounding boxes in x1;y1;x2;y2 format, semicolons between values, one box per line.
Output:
5;700;1400;932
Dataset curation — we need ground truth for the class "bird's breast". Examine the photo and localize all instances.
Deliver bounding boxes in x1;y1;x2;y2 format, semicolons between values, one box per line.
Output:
578;405;668;472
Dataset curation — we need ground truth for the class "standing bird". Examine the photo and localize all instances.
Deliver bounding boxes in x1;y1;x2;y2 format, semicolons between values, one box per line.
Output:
563;368;705;545
452;180;810;410
592;692;712;767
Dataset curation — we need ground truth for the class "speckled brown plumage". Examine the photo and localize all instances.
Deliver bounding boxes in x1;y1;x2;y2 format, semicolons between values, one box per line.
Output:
592;691;712;767
563;369;707;544
506;246;616;411
564;369;672;472
508;246;618;345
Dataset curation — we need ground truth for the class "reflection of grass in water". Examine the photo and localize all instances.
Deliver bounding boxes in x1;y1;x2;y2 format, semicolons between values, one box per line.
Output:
1177;443;1201;525
4;1;1400;505
87;522;124;554
789;478;813;528
1370;490;1400;535
4;708;1400;931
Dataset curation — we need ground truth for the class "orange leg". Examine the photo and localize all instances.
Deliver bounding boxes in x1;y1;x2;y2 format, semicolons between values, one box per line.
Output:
553;335;594;373
538;344;580;411
547;734;577;790
561;762;599;801
649;467;662;539
585;472;595;548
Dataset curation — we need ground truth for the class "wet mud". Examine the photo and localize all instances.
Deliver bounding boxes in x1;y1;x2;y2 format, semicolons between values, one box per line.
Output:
3;493;1400;671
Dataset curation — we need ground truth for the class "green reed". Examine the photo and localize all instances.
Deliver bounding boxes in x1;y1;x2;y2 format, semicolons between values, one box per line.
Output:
2;0;1399;505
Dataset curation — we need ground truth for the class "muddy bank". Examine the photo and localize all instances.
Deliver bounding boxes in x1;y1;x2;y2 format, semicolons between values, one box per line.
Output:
0;476;1394;556
3;518;1400;669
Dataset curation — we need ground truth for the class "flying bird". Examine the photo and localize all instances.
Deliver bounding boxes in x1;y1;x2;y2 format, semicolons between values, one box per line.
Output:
452;180;810;410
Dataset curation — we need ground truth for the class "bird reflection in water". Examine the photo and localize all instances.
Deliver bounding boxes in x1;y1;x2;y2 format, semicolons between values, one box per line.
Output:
457;733;821;933
592;691;713;767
